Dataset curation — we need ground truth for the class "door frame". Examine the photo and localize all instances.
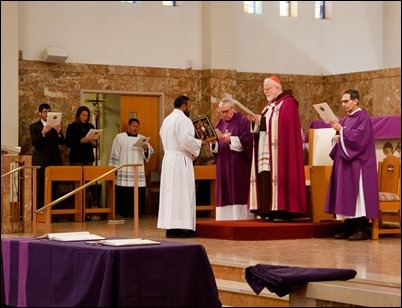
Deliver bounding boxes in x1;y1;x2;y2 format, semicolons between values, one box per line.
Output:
80;89;165;171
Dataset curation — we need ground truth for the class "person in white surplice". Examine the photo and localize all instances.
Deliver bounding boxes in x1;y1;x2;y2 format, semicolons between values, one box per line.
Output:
157;95;202;238
109;118;154;217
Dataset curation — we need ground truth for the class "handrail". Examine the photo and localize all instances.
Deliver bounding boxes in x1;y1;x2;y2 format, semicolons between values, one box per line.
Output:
34;164;142;237
1;165;40;178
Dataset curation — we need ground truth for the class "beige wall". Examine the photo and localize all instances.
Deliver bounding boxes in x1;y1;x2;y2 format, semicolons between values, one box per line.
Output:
1;1;19;149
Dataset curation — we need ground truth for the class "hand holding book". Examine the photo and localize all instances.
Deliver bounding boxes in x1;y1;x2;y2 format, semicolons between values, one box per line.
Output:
85;129;103;140
133;136;150;148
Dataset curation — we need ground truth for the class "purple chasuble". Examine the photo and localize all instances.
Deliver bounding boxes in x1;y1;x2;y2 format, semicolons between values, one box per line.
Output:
325;109;379;219
251;93;307;214
273;94;307;213
215;112;253;207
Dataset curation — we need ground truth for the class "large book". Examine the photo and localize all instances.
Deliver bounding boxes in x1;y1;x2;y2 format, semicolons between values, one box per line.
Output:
38;231;105;241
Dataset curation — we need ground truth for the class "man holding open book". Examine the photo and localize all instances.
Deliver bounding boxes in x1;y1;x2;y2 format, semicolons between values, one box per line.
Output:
109;117;154;218
30;103;65;208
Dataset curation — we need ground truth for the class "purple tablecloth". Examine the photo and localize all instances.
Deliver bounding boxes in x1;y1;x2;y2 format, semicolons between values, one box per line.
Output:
304;115;401;142
1;238;222;307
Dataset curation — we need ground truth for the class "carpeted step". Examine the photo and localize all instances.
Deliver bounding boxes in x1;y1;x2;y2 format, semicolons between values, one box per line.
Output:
196;219;343;241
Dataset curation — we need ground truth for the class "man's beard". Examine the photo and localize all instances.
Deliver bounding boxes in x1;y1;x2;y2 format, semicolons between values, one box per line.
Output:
266;95;273;102
184;110;190;117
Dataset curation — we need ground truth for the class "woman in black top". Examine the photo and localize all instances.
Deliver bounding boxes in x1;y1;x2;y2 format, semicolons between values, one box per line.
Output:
65;106;97;166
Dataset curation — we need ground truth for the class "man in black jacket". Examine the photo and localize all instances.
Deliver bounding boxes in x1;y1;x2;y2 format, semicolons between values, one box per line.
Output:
30;103;65;208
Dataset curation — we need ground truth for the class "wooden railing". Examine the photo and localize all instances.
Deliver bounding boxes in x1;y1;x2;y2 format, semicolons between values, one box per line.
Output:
2;164;142;237
34;164;142;237
1;165;40;233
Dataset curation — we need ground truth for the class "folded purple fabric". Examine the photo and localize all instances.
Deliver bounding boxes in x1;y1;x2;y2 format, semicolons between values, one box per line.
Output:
245;264;357;297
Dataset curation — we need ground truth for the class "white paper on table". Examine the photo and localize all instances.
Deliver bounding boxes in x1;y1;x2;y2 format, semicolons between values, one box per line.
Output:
101;238;160;246
47;112;62;127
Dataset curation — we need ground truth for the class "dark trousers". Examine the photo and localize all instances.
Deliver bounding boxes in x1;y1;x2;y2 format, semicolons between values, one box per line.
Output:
36;166;60;209
115;186;145;217
36;167;45;208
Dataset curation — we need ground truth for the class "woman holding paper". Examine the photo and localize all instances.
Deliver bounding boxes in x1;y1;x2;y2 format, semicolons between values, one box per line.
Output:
65;106;97;166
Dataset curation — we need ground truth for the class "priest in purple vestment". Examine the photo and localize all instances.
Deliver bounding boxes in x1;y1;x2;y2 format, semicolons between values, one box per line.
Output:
325;89;379;241
247;76;308;221
211;98;254;220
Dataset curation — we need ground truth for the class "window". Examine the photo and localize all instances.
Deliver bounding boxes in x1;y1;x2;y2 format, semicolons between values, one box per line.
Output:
279;1;298;17
162;1;176;6
315;1;332;19
244;1;262;14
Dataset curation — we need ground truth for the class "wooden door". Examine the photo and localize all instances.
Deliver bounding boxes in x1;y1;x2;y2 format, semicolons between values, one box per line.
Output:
120;95;160;173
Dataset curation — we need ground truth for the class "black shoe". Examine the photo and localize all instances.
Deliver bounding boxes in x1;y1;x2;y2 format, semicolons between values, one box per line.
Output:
334;231;352;239
334;219;356;239
178;229;196;238
347;231;370;241
166;229;181;238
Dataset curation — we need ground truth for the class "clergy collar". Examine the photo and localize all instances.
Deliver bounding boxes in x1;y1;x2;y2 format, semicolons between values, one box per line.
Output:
126;132;138;137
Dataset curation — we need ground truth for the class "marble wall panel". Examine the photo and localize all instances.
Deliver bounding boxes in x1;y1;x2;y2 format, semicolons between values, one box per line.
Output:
18;60;400;165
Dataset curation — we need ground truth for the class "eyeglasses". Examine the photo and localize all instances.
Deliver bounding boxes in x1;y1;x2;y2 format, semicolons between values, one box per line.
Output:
341;99;352;104
220;107;233;114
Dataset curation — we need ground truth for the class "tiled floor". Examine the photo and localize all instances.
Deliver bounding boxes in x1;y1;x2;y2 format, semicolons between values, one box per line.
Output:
2;215;401;288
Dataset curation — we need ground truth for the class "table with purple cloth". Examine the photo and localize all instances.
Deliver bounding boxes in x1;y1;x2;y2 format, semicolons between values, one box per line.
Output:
304;115;401;142
1;238;222;307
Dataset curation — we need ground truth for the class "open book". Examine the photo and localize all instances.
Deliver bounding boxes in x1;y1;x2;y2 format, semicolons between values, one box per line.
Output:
38;231;105;241
133;136;150;147
100;238;160;246
47;112;62;127
85;129;103;140
313;103;339;124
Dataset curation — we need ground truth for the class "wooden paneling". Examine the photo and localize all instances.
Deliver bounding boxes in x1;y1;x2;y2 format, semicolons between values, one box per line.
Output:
310;166;335;222
120;95;160;173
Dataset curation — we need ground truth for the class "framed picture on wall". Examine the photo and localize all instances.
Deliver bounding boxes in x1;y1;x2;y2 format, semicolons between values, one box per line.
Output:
192;115;218;142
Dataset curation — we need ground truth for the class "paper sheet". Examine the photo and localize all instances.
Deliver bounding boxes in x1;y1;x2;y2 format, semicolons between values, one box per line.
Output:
101;238;160;246
313;103;339;124
230;98;256;116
